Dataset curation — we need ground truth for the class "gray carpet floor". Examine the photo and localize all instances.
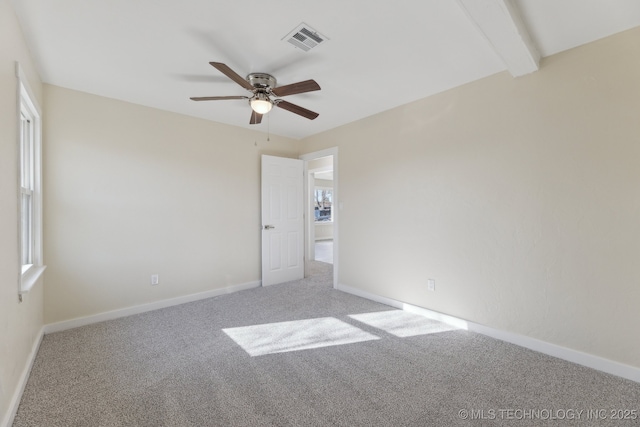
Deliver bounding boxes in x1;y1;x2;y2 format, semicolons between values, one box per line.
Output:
13;261;640;426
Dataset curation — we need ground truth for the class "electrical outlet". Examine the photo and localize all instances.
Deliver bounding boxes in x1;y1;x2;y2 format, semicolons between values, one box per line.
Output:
427;279;435;292
151;274;159;286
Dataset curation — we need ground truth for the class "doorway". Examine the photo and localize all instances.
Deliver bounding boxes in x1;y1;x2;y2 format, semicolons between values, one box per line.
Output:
300;148;338;288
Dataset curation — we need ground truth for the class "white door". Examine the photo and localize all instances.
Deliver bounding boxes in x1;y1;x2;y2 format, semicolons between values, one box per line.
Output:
261;155;304;286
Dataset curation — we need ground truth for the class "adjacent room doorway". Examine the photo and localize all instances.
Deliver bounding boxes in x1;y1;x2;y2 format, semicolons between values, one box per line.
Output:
308;156;334;264
301;148;338;288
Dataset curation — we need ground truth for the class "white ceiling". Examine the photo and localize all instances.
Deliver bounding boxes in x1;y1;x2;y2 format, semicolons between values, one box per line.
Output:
12;0;640;140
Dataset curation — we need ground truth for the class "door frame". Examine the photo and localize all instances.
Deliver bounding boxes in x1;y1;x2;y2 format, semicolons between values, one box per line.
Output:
300;147;338;289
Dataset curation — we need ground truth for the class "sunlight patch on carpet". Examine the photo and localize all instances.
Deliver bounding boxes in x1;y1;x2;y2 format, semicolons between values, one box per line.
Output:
223;317;380;356
348;310;458;337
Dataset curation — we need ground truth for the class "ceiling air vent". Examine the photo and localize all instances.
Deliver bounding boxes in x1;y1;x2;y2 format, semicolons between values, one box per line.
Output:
283;23;328;52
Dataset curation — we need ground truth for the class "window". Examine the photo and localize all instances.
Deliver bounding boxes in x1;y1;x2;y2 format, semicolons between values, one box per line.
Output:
21;108;35;268
314;188;332;222
17;63;45;296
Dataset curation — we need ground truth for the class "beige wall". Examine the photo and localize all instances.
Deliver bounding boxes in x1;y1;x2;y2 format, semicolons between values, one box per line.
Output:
308;156;333;171
43;85;298;323
314;222;334;241
314;178;333;188
301;27;640;368
0;0;44;424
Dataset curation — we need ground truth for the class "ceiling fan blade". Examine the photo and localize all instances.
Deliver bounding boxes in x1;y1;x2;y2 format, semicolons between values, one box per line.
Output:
210;62;254;91
250;110;263;124
272;79;321;97
190;96;249;101
275;100;319;120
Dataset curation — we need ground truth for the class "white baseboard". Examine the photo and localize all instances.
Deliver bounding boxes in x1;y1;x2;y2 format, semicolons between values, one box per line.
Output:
338;283;404;309
44;281;261;334
337;283;640;384
2;327;44;427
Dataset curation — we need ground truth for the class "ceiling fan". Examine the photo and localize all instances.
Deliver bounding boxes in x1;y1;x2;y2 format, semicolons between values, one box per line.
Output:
190;62;321;124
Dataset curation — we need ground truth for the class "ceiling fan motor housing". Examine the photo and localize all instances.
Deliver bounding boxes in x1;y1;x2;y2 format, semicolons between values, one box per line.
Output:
247;73;277;91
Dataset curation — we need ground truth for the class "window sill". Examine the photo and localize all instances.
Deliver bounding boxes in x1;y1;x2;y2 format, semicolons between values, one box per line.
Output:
20;265;46;294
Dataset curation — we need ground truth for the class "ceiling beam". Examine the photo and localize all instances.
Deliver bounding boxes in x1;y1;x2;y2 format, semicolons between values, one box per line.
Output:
456;0;540;77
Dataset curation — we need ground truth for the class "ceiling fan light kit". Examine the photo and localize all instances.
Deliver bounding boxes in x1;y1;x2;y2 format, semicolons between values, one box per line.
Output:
250;95;273;114
190;62;320;124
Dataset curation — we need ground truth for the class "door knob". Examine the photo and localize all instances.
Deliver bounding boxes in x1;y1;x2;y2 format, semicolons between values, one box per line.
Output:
263;225;275;230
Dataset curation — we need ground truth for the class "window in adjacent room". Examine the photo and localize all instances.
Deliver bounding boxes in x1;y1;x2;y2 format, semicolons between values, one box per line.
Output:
314;188;332;222
17;63;45;297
